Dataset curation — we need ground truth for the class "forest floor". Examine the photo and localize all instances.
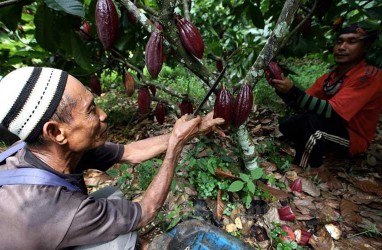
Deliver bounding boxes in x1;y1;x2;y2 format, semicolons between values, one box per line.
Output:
83;101;382;249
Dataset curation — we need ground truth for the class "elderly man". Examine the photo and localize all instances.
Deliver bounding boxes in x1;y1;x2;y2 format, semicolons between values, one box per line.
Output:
267;23;382;169
0;67;224;249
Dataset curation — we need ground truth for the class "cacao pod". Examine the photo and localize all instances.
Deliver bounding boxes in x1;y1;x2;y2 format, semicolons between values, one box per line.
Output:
123;71;135;97
213;88;233;129
302;17;312;36
266;61;283;81
232;83;253;128
89;75;102;96
216;59;223;72
155;101;166;125
332;16;344;32
176;16;204;59
82;21;92;37
145;22;164;79
179;99;193;116
95;0;119;50
126;10;137;25
149;85;157;97
138;86;151;114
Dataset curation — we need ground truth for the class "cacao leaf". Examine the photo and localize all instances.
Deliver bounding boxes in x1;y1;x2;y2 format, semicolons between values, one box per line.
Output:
45;0;85;18
68;31;94;72
35;4;60;51
228;180;244;192
340;199;362;225
245;4;264;29
0;3;23;31
215;189;225;221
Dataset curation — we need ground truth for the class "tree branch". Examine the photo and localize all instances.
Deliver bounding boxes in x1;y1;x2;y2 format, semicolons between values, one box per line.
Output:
0;0;21;8
182;0;191;21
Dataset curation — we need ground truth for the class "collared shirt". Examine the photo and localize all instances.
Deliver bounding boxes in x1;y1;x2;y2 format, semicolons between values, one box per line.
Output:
307;60;382;155
0;142;142;249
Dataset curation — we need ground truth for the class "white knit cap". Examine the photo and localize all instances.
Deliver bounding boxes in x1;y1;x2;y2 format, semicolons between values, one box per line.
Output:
0;67;68;142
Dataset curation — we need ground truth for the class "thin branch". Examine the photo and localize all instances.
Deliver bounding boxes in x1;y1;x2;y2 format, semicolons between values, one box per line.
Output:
0;0;21;8
135;2;158;17
182;0;190;21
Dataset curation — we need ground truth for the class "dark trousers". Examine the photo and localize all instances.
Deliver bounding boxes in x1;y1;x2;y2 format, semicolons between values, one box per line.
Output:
279;112;350;168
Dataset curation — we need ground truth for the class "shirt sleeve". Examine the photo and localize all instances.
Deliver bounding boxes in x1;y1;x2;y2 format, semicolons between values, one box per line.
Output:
77;142;125;171
328;75;380;122
58;195;141;248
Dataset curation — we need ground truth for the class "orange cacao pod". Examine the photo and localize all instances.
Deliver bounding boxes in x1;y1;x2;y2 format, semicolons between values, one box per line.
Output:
123;71;135;97
332;16;344;32
233;83;253;128
95;0;119;50
145;22;164;79
213;88;233;129
89;75;102;96
266;61;283;81
138;86;151;114
176;16;204;59
179;99;193;116
155;101;166;125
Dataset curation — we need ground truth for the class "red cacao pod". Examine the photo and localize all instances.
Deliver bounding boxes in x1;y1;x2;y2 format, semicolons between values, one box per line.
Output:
95;0;119;50
138;86;151;114
82;21;92;37
232;83;253;128
280;225;296;242
295;229;311;246
216;59;223;72
126;10;137;25
290;178;302;193
155;101;166;125
179;99;193;116
278;205;296;221
176;16;204;59
89;75;102;96
267;61;283;81
213;88;233;129
149;85;157;97
145;22;164;79
123;71;135;97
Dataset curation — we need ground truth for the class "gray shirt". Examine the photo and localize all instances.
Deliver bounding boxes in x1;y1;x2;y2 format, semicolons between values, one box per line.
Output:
0;142;142;249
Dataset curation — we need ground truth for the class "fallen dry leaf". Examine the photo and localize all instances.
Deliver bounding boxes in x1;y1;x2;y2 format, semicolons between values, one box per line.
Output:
340;199;362;226
309;227;335;250
352;178;382;197
215;167;240;180
301;177;321;197
259;161;277;173
257;181;289;200
215;189;225;221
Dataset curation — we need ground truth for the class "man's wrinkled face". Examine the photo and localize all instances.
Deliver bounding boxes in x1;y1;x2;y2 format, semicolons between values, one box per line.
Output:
333;32;367;65
63;75;108;152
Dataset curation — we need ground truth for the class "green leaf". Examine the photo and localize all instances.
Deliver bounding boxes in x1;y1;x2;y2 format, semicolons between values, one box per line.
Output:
34;4;60;51
106;168;119;178
247;181;256;194
244;194;252;209
239;173;250;182
67;31;95;72
0;4;23;31
251;168;264;180
45;0;85;17
228;180;244;192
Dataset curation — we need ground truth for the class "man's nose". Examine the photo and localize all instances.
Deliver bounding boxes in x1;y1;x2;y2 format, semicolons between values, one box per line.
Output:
97;107;108;122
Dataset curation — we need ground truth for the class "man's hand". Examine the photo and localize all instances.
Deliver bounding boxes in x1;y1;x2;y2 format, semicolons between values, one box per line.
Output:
266;72;294;94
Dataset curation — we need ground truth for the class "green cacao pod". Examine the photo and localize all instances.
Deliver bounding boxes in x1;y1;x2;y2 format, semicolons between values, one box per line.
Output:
123;71;135;97
145;22;164;79
266;61;283;81
233;83;253;128
95;0;119;50
176;16;204;59
155;101;166;125
89;75;102;96
179;99;193;116
213;88;233;129
138;86;151;114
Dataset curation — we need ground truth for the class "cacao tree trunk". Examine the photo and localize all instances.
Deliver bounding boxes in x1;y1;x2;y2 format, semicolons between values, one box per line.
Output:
236;0;301;170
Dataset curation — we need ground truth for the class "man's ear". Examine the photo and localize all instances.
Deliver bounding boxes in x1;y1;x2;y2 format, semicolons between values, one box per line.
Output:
42;121;67;144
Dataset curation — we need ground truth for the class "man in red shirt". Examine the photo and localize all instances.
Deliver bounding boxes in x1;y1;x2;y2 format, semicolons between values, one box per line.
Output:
267;23;382;169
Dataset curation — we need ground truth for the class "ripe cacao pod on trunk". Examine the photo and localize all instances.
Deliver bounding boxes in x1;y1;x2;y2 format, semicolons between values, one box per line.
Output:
145;22;164;79
213;88;233;129
266;61;283;81
179;99;193;116
82;21;92;37
138;86;151;114
149;85;157;97
89;75;102;96
176;16;204;59
123;71;135;97
95;0;119;50
233;83;253;128
155;101;166;125
216;59;223;72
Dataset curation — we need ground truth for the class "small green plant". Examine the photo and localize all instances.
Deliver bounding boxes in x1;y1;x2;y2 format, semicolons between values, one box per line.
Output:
223;202;238;216
227;168;270;209
106;163;133;194
348;224;381;238
137;158;162;190
271;223;303;250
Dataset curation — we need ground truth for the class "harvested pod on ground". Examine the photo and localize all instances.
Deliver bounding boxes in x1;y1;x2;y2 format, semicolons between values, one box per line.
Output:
232;83;253;128
155;101;166;125
145;22;164;79
213;88;233;129
176;15;204;59
95;0;119;50
138;86;151;114
89;75;102;96
123;71;135;97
